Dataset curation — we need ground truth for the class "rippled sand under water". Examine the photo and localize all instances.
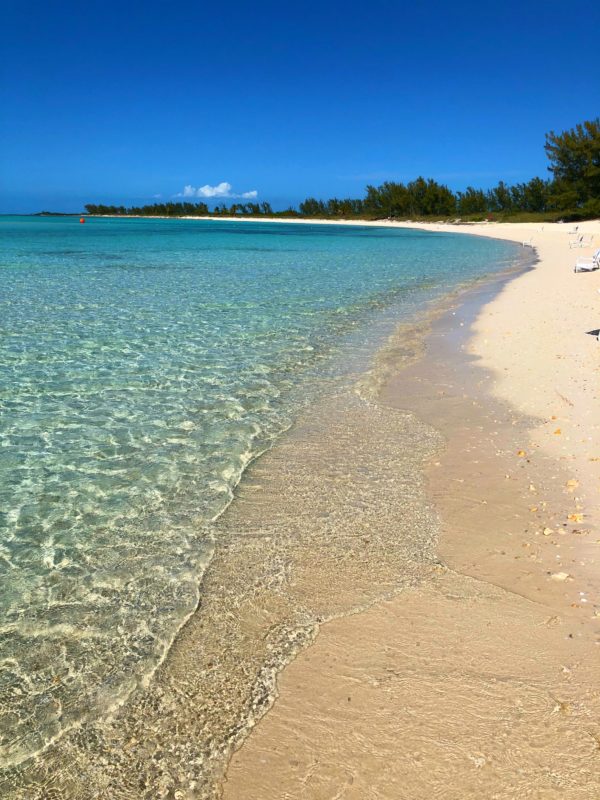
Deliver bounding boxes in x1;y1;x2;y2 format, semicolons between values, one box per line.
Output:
1;218;526;779
224;276;600;800
1;362;444;797
9;250;583;800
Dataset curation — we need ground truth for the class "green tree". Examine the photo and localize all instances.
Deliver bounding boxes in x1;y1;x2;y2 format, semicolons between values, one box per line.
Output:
456;187;487;215
545;118;600;207
299;198;325;216
487;181;513;212
510;177;550;213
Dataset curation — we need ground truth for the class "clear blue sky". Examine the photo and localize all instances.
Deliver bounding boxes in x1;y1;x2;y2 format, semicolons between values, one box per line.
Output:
1;0;599;213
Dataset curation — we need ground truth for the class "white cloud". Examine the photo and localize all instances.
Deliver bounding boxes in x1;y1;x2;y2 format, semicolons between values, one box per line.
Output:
179;185;199;197
175;182;257;199
197;181;233;198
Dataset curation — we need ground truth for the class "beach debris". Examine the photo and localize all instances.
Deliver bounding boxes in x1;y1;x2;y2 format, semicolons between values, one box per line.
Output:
543;527;554;536
556;391;574;407
530;506;538;513
545;615;561;626
550;696;572;715
565;479;579;490
550;572;571;581
467;754;487;769
517;450;526;457
553;428;562;435
567;513;584;523
587;731;600;751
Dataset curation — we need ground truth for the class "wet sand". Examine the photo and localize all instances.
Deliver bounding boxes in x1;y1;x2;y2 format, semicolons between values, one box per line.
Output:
2;301;448;796
4;367;447;799
4;222;598;799
223;224;600;798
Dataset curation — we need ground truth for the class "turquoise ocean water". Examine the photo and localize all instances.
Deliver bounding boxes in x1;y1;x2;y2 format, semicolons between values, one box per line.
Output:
0;216;523;768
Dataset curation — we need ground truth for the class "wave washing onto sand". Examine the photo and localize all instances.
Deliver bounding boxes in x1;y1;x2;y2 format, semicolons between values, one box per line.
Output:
3;387;445;798
0;217;529;796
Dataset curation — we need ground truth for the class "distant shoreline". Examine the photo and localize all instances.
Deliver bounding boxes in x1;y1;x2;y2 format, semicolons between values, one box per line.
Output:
72;213;600;251
32;211;599;227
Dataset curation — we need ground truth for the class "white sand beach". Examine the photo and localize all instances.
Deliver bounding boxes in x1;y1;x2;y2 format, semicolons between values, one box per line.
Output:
223;219;600;799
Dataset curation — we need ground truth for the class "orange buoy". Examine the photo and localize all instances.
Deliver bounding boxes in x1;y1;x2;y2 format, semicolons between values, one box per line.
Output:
79;217;85;224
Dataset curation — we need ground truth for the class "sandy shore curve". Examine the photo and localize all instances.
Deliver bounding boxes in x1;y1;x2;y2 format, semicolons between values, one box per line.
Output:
223;219;600;799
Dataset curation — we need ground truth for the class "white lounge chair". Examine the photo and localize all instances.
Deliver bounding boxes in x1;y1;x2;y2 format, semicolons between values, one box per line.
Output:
570;234;594;249
574;248;600;272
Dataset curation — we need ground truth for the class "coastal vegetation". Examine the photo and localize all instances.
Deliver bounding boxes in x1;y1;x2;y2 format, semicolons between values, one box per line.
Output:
82;201;277;217
83;119;599;222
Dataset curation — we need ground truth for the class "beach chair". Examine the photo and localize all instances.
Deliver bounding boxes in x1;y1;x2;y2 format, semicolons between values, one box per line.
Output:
574;248;600;272
522;237;534;248
570;234;594;249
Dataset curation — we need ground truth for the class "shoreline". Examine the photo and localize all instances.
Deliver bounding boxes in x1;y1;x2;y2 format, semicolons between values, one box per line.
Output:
87;212;599;241
223;220;600;797
4;292;458;797
3;219;598;797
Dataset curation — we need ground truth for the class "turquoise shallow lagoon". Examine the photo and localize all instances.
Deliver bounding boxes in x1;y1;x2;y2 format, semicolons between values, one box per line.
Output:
0;216;523;767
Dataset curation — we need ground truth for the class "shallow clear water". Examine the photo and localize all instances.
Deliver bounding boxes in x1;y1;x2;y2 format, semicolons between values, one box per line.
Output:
0;216;522;768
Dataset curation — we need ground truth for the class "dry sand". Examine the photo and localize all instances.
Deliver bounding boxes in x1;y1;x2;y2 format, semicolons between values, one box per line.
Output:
223;220;600;799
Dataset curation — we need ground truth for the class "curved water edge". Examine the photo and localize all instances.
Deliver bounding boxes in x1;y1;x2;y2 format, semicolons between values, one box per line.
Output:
0;218;532;794
3;389;446;799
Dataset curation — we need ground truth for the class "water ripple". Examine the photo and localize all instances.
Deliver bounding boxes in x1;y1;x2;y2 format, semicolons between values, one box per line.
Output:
0;216;524;767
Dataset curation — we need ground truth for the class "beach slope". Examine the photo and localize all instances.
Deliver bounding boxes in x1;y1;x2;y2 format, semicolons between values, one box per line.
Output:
223;220;600;799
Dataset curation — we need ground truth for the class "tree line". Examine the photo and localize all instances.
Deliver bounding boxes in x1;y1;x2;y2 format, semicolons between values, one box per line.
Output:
300;176;558;218
299;119;599;220
85;119;599;221
83;200;276;217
